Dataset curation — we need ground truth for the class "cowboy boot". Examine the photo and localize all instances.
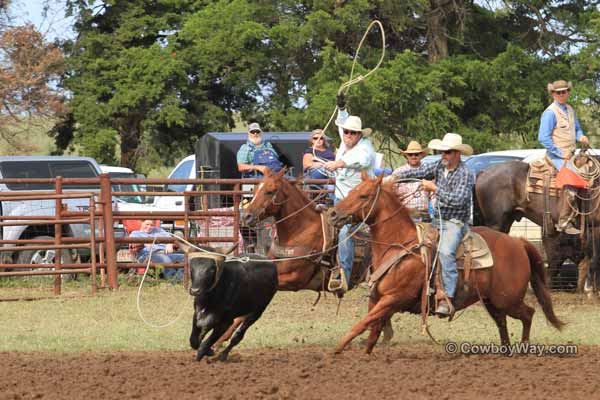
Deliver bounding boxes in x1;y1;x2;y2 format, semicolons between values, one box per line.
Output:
556;186;580;235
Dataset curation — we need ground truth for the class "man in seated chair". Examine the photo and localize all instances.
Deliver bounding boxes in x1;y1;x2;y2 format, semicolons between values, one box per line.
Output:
237;122;284;178
130;219;184;280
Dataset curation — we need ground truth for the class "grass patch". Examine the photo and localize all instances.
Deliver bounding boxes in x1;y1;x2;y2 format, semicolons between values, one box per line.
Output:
0;280;598;353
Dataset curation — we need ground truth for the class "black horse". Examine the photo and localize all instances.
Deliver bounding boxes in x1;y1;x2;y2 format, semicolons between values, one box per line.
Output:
475;159;600;291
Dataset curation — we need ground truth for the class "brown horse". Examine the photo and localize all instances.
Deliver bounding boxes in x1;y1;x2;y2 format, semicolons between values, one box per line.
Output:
475;158;600;291
327;171;564;354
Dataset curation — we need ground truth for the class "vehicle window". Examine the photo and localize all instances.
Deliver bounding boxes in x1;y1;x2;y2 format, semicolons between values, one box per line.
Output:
0;161;98;190
465;156;521;175
109;172;144;203
167;160;194;192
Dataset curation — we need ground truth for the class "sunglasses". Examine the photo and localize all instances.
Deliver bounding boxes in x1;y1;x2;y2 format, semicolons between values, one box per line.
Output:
406;154;421;158
249;130;261;135
554;90;570;95
441;150;455;154
343;129;360;136
312;137;325;141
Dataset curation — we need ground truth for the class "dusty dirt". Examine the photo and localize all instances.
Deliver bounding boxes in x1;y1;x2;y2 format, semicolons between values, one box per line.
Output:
1;344;598;400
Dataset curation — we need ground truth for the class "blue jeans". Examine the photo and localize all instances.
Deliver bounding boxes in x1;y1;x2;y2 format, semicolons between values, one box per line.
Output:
547;152;565;171
138;251;185;280
432;218;469;298
335;197;356;286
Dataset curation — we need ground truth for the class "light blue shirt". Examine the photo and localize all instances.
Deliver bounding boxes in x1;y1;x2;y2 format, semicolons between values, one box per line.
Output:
334;109;376;199
538;101;584;159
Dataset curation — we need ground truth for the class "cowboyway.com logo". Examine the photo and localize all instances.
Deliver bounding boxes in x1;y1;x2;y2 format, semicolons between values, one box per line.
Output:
444;341;578;357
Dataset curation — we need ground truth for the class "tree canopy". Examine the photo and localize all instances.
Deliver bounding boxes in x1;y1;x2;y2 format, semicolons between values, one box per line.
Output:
55;0;600;171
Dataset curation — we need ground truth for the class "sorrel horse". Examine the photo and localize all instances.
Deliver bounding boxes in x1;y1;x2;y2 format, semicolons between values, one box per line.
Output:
241;168;369;291
327;171;564;354
240;169;394;341
475;157;600;291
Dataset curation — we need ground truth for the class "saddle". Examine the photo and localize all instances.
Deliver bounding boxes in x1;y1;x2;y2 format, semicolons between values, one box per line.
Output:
365;223;494;291
416;223;494;270
526;156;560;198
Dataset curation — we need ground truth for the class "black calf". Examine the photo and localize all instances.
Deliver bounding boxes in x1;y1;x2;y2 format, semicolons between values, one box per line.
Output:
189;253;277;362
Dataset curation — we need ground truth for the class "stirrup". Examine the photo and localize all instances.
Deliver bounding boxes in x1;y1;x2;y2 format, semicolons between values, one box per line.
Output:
328;268;348;293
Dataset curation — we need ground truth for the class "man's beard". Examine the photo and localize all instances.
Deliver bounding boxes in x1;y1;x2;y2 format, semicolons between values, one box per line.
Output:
441;158;449;167
249;136;262;145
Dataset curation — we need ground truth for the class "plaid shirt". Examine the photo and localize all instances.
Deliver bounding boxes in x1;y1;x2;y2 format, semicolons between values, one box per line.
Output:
392;160;474;223
392;164;430;213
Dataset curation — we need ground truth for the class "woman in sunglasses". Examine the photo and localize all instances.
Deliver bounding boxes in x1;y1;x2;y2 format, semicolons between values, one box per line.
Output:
538;80;589;235
302;129;335;178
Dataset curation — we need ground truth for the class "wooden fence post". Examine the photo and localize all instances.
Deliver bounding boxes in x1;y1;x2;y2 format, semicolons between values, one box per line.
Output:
100;173;118;289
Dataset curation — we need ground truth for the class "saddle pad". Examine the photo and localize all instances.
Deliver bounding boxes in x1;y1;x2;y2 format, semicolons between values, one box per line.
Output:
416;223;493;269
456;231;493;269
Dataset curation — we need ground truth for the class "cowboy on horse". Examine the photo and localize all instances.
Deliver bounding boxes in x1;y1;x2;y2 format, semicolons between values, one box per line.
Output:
538;79;590;235
385;133;475;317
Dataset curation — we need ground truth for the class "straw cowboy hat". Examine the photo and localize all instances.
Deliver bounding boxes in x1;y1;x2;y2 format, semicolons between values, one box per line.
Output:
335;115;372;136
428;133;473;156
401;140;429;156
547;80;573;94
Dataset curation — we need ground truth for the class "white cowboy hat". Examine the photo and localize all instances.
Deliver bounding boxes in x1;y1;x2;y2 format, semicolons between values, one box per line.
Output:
402;140;429;155
428;133;473;156
335;115;372;136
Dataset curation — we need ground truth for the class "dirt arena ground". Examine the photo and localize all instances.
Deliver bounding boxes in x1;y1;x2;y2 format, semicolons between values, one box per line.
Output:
1;343;598;400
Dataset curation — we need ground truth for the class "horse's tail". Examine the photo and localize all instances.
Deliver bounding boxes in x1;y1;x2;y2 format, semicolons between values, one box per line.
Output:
520;238;565;330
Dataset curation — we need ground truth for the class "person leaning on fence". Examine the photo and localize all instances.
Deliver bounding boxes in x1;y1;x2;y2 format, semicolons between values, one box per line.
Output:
236;122;284;178
130;219;185;281
538;80;590;235
385;133;474;318
324;93;376;294
303;129;335;202
391;140;432;222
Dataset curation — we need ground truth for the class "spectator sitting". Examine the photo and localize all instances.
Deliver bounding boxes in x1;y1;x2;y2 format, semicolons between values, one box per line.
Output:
130;219;184;280
236;122;284;178
303;129;336;203
303;128;335;179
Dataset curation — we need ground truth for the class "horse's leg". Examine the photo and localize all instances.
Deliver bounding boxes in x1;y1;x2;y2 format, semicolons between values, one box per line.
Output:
381;318;393;344
364;317;385;354
483;300;510;346
213;316;245;348
506;302;535;343
334;296;395;354
578;257;590;293
366;296;393;345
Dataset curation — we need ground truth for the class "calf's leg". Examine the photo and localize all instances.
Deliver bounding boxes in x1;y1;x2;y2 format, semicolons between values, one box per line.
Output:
196;320;231;362
218;308;267;362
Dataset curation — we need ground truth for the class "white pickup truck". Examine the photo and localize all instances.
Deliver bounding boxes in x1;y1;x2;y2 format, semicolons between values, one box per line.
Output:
0;156;104;265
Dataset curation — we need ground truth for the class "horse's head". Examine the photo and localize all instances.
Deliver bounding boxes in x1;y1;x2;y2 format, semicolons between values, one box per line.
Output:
327;170;384;228
241;168;287;227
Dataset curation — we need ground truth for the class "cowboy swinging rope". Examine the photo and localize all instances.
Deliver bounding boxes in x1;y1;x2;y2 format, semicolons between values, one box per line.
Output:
310;20;386;174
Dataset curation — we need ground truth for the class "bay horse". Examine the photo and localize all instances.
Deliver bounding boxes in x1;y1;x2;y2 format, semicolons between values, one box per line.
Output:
327;171;564;354
475;158;600;291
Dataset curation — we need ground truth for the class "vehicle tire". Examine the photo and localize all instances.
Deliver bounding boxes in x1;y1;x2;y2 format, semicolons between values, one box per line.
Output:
16;235;79;280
